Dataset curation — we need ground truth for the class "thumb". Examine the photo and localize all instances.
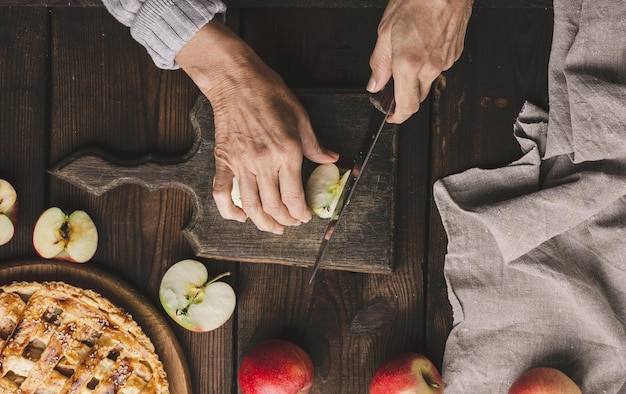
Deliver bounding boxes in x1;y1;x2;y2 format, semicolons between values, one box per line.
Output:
367;39;393;93
299;123;339;164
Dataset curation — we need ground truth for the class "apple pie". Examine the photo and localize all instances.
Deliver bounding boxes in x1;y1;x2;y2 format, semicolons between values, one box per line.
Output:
0;281;169;393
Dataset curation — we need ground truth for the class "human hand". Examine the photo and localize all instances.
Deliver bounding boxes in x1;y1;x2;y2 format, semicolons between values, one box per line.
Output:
176;21;338;234
367;0;473;123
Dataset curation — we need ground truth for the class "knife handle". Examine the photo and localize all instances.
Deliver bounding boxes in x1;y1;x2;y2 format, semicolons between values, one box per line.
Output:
369;81;396;115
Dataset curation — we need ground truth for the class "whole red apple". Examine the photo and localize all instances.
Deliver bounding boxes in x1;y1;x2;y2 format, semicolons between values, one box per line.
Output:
508;367;581;394
369;352;444;394
238;339;314;394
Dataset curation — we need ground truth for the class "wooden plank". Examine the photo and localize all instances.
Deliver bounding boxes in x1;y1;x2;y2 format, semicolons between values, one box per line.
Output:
426;7;553;367
49;8;235;394
236;108;431;393
0;8;49;261
48;92;398;273
240;8;380;88
235;7;431;393
5;0;554;8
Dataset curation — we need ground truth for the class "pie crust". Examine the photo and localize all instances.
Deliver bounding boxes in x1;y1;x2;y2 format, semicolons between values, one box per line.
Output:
0;281;169;393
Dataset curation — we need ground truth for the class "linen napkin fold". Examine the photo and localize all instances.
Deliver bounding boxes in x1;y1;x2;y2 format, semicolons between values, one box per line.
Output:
434;0;626;392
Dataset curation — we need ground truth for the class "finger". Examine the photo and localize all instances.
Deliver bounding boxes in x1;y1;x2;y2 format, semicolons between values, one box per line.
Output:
298;118;339;164
238;171;284;235
367;38;393;94
278;164;312;224
212;162;247;223
256;170;300;227
387;63;421;124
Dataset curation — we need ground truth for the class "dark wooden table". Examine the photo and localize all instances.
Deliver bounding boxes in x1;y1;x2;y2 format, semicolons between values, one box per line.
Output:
0;2;552;393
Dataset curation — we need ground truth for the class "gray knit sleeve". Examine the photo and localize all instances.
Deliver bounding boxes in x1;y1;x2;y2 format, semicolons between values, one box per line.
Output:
102;0;227;70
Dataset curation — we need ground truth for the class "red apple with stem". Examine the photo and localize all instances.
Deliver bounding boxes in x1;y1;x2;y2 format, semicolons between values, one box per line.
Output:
508;367;581;394
238;339;314;394
369;352;444;394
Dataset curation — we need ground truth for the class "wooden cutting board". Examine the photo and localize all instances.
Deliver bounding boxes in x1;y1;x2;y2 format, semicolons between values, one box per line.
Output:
0;258;192;393
50;91;398;274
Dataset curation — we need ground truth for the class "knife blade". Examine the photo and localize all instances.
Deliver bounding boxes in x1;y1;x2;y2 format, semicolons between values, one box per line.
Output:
308;84;395;284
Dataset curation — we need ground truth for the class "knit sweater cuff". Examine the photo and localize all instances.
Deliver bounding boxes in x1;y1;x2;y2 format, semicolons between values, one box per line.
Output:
130;0;227;70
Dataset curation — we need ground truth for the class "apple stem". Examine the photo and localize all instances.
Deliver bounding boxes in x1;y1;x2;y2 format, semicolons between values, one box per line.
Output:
204;271;231;288
425;376;440;389
176;272;232;316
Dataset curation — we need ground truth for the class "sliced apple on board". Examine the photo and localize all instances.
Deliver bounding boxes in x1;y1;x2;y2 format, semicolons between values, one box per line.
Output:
32;207;98;263
231;177;243;208
305;163;351;219
0;179;18;246
159;259;236;332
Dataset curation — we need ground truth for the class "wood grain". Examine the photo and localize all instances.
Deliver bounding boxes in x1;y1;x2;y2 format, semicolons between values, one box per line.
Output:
0;5;556;393
48;9;236;394
0;258;192;393
49;92;399;273
234;7;431;393
0;8;49;261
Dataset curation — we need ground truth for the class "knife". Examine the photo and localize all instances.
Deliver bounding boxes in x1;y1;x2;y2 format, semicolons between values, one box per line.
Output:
308;84;396;284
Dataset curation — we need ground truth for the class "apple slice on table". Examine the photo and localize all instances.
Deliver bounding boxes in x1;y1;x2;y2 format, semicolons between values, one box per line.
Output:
369;352;444;394
509;367;581;394
305;163;351;219
238;339;314;394
159;259;236;332
0;179;18;246
33;207;98;263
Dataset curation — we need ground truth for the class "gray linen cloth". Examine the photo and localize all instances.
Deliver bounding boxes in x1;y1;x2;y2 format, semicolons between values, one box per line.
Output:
433;1;626;392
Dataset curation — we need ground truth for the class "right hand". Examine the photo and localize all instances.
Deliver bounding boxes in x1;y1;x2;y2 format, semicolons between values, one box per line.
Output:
368;0;473;124
176;20;338;234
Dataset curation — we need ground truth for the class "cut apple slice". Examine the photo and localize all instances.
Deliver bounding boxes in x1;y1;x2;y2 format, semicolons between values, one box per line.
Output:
306;163;351;219
231;177;243;208
33;207;98;263
159;259;236;332
0;215;14;246
0;179;18;246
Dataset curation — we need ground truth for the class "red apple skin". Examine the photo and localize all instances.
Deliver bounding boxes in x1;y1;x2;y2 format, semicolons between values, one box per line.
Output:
508;367;581;394
369;352;444;394
238;340;314;394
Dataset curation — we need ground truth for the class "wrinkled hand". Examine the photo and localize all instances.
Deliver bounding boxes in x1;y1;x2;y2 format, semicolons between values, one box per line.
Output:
368;0;473;123
176;20;338;234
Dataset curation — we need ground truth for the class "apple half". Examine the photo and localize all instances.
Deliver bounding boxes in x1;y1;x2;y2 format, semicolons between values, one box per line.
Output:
0;179;18;246
305;163;351;219
159;259;236;332
33;207;98;263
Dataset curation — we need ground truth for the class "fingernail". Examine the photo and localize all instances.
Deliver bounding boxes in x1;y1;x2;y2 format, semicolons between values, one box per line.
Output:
366;76;377;92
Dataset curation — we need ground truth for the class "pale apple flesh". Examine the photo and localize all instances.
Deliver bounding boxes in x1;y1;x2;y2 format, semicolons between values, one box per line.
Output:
238;339;314;394
32;207;98;263
306;163;351;219
231;177;243;208
159;259;236;332
0;215;14;246
508;367;581;394
369;353;444;394
0;179;18;246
